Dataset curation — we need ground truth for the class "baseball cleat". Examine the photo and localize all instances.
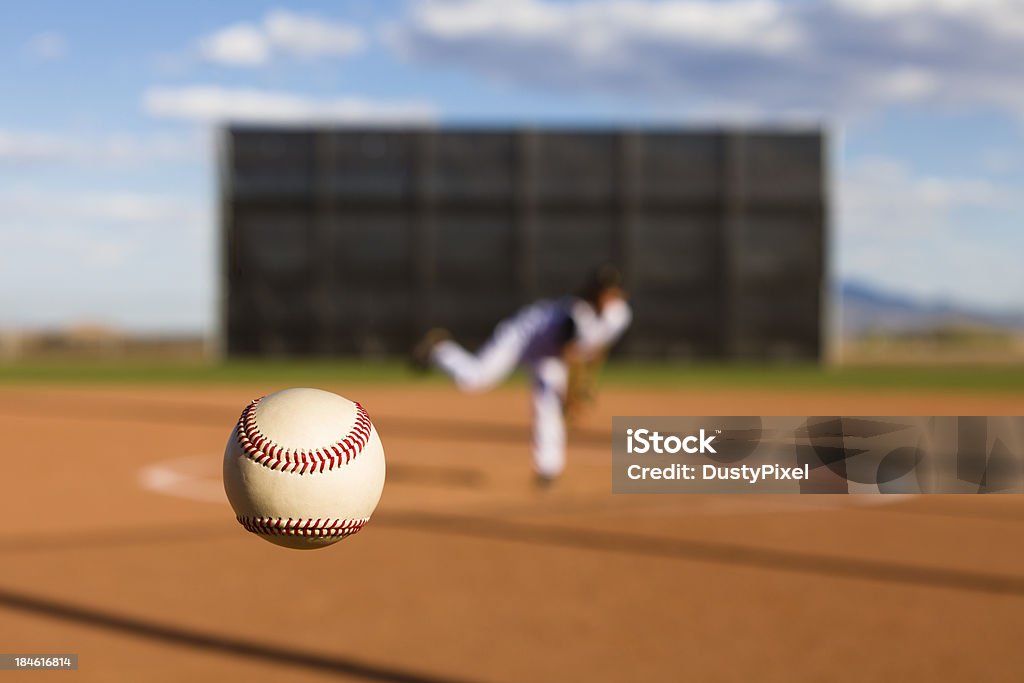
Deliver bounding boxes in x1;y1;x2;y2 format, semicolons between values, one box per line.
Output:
534;472;558;490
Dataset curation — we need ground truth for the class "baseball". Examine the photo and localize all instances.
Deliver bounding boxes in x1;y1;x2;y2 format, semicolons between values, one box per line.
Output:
222;388;386;550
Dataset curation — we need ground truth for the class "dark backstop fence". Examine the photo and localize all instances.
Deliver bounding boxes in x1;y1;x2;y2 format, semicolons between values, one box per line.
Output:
221;127;827;360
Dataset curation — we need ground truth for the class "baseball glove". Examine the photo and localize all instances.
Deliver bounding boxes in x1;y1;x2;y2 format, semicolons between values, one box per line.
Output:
564;348;606;423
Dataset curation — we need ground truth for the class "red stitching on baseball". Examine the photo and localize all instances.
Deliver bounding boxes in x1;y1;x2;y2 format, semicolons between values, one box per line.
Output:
237;516;368;538
235;398;373;474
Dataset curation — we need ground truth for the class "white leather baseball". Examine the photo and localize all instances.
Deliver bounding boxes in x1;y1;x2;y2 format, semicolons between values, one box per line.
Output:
222;388;386;550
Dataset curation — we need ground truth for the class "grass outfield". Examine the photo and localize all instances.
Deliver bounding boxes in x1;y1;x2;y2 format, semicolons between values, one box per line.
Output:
0;359;1022;393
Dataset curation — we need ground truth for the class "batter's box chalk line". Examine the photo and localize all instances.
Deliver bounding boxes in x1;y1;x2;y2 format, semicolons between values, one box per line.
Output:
139;454;225;504
138;454;916;514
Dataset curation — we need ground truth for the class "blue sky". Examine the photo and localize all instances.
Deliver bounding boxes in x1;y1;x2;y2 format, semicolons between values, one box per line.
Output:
1;0;1022;332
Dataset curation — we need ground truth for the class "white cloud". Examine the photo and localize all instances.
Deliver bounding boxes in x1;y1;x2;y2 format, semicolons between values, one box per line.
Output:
837;157;1024;307
832;0;1024;40
200;23;269;66
402;0;800;53
385;0;1024;121
24;31;66;61
871;67;939;103
262;10;366;58
198;9;365;67
142;85;436;124
0;188;212;332
841;157;1010;233
0;188;205;232
0;129;202;165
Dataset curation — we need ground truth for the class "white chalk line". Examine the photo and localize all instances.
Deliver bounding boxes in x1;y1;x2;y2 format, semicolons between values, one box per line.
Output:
139;454;915;516
139;454;224;504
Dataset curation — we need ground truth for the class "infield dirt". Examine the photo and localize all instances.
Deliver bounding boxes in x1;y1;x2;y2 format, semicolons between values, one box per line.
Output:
0;383;1022;682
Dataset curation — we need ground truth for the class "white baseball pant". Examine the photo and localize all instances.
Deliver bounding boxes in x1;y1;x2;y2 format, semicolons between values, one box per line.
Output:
431;324;568;479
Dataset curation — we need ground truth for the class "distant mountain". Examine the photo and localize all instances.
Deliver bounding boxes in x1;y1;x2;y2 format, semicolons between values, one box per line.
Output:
839;280;1024;337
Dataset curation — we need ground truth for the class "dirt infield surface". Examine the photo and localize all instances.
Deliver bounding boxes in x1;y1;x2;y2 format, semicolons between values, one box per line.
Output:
1;382;1023;682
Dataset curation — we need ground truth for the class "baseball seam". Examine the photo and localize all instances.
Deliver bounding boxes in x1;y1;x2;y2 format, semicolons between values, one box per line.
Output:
237;516;368;538
235;397;372;474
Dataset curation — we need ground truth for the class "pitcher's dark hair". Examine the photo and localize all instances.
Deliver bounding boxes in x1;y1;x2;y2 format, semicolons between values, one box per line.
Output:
577;264;624;306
